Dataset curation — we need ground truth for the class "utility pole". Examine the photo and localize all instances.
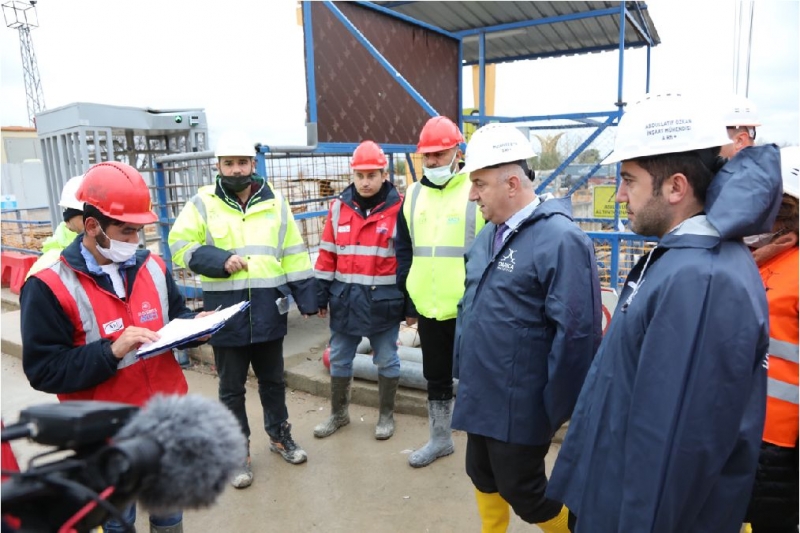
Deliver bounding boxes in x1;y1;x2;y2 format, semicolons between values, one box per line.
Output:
3;0;45;126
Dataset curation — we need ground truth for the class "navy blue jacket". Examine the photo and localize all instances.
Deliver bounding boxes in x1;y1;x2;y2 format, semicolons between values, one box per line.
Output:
316;183;406;336
182;180;318;347
547;145;782;532
452;197;602;446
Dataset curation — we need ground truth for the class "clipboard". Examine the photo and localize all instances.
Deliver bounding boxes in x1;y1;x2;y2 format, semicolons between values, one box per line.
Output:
136;301;250;358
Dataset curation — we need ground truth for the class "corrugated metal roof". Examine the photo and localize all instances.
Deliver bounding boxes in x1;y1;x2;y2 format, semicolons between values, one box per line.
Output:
370;1;660;65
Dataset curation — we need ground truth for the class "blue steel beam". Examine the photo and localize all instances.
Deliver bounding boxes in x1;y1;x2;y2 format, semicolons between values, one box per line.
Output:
633;2;657;46
406;153;418;183
614;1;627;231
624;6;655;47
154;162;172;266
535;115;615;194
470;111;618;122
479;33;486;126
323;1;439;118
302;2;317;125
455;7;620;37
566;159;613;196
458;38;464;133
462;41;652;66
355;2;459;40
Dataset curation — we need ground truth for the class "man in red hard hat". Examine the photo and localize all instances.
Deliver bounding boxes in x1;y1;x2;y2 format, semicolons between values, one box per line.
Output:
395;116;486;468
20;161;216;533
314;140;406;441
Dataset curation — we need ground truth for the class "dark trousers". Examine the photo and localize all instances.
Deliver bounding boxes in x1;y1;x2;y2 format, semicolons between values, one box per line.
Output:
417;316;456;401
213;339;287;440
466;433;563;524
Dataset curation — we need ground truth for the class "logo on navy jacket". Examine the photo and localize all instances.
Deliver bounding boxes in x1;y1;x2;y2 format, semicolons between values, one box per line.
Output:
138;301;159;323
497;249;516;273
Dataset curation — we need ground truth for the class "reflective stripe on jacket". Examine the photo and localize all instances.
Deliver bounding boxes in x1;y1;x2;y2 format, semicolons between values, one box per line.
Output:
402;173;483;320
315;183;404;336
168;178;317;346
26;222;79;280
761;247;799;447
33;254;187;406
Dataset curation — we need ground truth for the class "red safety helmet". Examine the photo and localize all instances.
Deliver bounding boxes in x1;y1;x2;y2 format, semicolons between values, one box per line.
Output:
76;161;158;224
351;140;388;170
416;116;464;153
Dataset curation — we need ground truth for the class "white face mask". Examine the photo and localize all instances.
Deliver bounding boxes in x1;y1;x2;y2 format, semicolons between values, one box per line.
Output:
97;229;139;263
743;229;786;249
423;151;458;186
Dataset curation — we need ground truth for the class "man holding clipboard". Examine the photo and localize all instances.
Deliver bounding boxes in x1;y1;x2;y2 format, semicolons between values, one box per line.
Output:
20;161;218;533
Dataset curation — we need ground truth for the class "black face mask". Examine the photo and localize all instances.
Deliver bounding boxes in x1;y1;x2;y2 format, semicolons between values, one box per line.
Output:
220;175;252;193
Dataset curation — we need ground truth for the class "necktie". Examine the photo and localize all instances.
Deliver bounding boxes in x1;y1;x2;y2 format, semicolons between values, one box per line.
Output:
493;223;508;254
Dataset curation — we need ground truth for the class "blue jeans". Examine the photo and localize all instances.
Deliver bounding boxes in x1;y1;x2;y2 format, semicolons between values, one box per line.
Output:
103;503;182;532
329;325;401;379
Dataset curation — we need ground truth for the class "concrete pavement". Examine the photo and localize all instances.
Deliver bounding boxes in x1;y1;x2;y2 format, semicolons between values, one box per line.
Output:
0;287;559;532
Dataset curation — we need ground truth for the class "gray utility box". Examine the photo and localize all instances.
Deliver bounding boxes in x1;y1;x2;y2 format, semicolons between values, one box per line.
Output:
35;102;208;230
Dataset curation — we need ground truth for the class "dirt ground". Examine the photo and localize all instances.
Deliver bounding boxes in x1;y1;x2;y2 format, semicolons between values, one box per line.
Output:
1;353;556;532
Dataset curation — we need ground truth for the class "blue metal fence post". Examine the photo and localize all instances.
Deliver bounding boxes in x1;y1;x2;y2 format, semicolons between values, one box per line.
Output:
256;149;268;182
610;234;621;292
154;162;172;267
479;32;486;126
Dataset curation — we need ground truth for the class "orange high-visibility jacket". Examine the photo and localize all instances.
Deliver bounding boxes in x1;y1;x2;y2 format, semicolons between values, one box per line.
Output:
760;247;799;447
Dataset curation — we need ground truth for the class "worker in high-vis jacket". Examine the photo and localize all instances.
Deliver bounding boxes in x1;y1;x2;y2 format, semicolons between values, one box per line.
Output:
168;132;318;489
395;116;485;468
314;140;405;441
743;146;799;533
26;174;85;279
453;123;602;533
547;93;782;532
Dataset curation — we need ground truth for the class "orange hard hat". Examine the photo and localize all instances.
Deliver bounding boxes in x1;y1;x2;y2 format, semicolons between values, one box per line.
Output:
351;140;388;170
416;116;464;153
76;161;157;224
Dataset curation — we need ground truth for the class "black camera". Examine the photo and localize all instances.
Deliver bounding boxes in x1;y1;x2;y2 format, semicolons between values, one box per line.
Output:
2;402;156;533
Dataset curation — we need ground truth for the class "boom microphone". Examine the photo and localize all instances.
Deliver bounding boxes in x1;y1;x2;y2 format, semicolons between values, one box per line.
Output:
1;394;247;532
112;393;247;515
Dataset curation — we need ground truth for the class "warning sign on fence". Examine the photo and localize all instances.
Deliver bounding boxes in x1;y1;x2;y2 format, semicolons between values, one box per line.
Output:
592;185;627;219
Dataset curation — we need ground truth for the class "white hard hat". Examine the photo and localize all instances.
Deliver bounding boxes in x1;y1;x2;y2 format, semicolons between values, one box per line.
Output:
214;131;255;158
603;93;731;165
724;94;761;128
780;146;799;199
58;175;85;211
461;123;537;175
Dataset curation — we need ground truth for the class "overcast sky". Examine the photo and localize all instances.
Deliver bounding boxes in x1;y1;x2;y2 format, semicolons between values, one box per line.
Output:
1;1;797;148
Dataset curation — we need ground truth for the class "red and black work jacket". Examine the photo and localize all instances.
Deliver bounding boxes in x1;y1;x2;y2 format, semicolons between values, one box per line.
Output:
20;238;193;406
314;182;406;336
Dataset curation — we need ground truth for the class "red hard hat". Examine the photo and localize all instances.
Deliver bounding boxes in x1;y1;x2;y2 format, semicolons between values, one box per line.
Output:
76;162;157;224
351;140;388;170
416;116;464;153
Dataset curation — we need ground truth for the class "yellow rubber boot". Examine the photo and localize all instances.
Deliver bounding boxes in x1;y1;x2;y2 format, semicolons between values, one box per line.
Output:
537;505;570;533
474;488;510;533
741;525;753;533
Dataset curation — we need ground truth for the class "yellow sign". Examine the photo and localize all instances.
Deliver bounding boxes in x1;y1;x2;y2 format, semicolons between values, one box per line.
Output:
593;185;628;219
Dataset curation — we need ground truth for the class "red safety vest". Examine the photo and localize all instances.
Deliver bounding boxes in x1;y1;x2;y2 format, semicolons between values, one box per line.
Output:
34;255;187;406
315;195;401;286
760;247;799;447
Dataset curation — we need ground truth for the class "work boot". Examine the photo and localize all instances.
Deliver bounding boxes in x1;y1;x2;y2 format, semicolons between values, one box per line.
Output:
536;505;570;533
475;488;510;533
314;376;351;438
269;422;308;464
408;399;455;468
230;441;253;489
375;375;399;440
150;523;183;533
